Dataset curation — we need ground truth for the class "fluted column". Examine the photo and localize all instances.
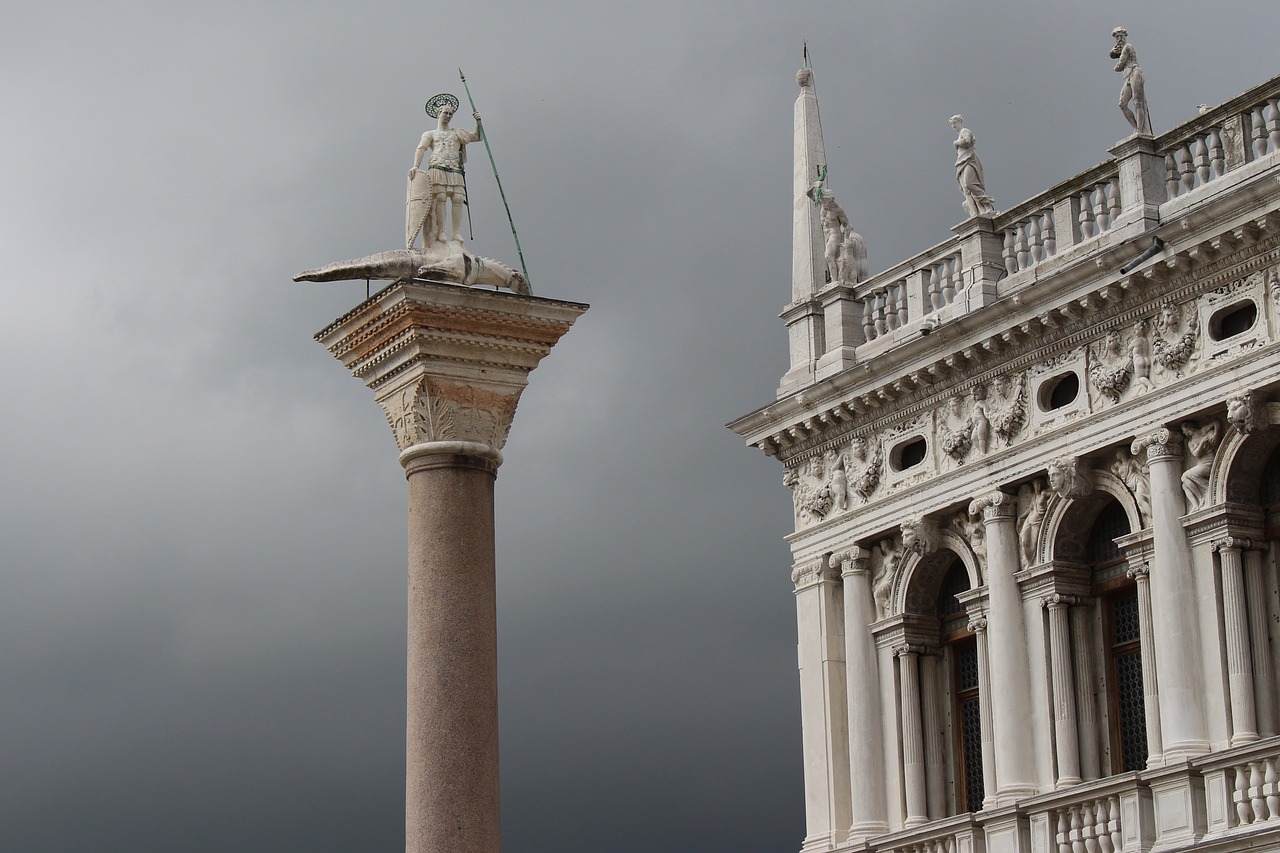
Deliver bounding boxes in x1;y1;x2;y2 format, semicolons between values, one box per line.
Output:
1214;537;1259;745
835;549;888;839
896;644;929;828
1244;544;1277;736
1127;563;1164;766
793;559;851;850
315;281;587;853
1044;594;1082;787
1069;603;1101;781
1131;430;1209;761
969;614;998;809
969;491;1038;803
920;651;947;818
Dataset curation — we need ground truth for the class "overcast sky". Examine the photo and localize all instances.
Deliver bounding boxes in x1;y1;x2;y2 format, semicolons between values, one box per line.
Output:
3;3;1277;851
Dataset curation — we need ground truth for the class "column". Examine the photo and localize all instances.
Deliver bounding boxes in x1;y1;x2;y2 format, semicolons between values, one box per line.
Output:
1127;563;1164;766
1213;537;1259;744
969;491;1038;803
969;614;998;809
1069;603;1101;781
316;281;587;853
1044;594;1082;787
1131;430;1209;761
836;549;889;840
1244;545;1277;736
896;644;929;828
921;651;947;818
793;559;851;851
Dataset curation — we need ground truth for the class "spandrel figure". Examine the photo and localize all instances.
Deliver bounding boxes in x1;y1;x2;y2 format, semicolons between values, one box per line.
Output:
1111;27;1152;136
950;115;995;218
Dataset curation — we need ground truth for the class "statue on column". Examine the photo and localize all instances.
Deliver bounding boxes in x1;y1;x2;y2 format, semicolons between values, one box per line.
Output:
950;115;996;218
296;89;529;295
1111;27;1152;136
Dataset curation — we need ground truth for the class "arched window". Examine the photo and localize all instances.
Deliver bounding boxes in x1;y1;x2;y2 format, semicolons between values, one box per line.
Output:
1089;501;1146;774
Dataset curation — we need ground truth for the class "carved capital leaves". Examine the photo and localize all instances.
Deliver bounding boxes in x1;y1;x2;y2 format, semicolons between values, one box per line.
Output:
969;489;1017;521
1132;428;1183;463
379;376;520;452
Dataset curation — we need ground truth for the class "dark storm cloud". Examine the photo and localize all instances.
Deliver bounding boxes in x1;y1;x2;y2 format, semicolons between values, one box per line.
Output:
1;2;1276;850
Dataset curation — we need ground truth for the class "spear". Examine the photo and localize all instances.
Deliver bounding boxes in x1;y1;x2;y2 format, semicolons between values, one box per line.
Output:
459;69;531;293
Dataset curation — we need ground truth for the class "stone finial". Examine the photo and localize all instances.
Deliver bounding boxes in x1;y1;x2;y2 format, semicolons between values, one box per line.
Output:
1047;456;1094;500
796;67;813;88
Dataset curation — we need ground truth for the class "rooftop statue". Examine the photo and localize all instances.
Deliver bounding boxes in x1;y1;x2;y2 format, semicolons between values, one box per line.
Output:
950;115;995;218
295;85;529;296
1111;27;1152;136
806;180;868;284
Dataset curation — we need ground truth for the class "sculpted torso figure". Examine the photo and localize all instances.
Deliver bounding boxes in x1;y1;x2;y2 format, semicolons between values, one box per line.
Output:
408;101;482;247
808;183;868;284
950;115;995;218
1181;420;1221;509
1111;28;1152;136
873;540;900;618
1129;318;1153;391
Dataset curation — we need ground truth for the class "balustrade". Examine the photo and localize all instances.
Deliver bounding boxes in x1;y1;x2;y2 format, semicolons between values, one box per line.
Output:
1001;208;1055;275
1053;797;1121;853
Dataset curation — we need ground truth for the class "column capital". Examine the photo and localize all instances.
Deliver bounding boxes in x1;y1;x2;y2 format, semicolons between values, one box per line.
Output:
1042;593;1080;609
1132;428;1184;463
792;559;838;590
893;643;928;658
969;489;1017;521
315;281;587;456
967;614;988;634
832;546;873;576
1212;536;1254;554
1126;561;1150;581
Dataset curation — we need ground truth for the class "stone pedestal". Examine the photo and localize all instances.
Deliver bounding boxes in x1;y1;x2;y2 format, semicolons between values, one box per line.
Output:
316;281;587;853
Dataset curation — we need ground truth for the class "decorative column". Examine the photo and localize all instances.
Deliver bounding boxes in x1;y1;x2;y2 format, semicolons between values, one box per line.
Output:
1044;594;1082;787
1069;603;1101;781
1126;563;1164;766
896;644;929;828
792;558;851;851
969;491;1038;803
316;281;587;853
1131;430;1209;761
920;650;947;818
1213;537;1259;745
835;549;889;840
1244;544;1277;736
968;614;998;808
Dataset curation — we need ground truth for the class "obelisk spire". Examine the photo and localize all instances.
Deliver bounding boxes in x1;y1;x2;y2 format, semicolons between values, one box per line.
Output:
792;61;828;303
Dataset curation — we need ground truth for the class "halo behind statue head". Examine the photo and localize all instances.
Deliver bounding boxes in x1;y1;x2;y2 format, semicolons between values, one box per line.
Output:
425;93;460;118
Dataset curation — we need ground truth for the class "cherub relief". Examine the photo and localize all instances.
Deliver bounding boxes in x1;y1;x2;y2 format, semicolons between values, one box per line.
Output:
1129;318;1154;392
825;449;849;513
1152;302;1197;376
847;436;882;501
988;373;1027;445
1181;419;1221;510
939;395;973;461
1090;327;1132;402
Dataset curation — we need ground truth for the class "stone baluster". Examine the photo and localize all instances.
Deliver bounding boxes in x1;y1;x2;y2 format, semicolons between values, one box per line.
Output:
1069;603;1101;780
1003;228;1018;273
835;549;889;840
874;291;888;336
1029;215;1044;264
1042;210;1057;257
1215;537;1260;745
969;491;1038;803
1045;594;1083;787
894;282;910;327
941;256;958;304
1016;223;1030;271
1106;179;1121;224
921;651;947;818
1132;429;1210;761
862;298;876;342
1165;154;1180;200
1093;186;1111;232
1194;135;1211;185
1268;99;1280;153
1126;562;1164;766
1179;146;1196;194
927;268;943;311
1209;128;1225;179
897;644;930;827
969;614;999;809
1244;544;1277;736
1078;192;1096;239
1253;106;1269;158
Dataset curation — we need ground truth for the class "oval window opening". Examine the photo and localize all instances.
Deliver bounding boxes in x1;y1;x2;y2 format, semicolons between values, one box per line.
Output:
892;437;928;472
1039;372;1080;411
1210;301;1257;341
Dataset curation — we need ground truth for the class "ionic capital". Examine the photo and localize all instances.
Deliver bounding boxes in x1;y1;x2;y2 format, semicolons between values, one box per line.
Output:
969;489;1017;522
1212;536;1254;555
893;643;928;659
1042;593;1081;609
832;546;873;576
1126;562;1150;582
967;614;988;634
1131;428;1183;463
792;559;836;590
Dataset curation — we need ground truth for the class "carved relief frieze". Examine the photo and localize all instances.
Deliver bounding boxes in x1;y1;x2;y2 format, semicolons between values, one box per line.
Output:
1181;418;1223;510
1016;479;1050;566
783;431;886;531
1087;326;1133;406
1151;300;1199;379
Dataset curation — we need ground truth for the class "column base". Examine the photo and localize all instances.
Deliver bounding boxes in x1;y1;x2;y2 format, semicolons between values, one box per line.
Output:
848;821;890;843
994;784;1038;807
1160;740;1211;763
1054;776;1083;789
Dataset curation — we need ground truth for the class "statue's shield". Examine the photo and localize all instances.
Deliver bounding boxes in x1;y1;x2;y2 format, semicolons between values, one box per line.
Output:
405;169;434;248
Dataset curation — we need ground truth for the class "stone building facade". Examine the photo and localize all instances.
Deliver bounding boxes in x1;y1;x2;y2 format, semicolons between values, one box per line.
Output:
730;68;1280;852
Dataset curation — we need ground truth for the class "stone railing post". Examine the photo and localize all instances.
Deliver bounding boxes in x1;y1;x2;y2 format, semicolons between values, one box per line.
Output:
1109;135;1166;231
316;282;586;853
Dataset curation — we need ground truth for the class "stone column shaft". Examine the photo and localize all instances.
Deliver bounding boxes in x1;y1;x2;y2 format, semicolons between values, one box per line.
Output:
405;446;501;853
970;614;998;810
1244;546;1278;736
1128;563;1164;766
1215;538;1259;744
837;551;889;840
897;646;929;828
920;652;947;818
970;491;1038;803
1069;604;1101;781
1045;596;1082;787
1132;431;1209;760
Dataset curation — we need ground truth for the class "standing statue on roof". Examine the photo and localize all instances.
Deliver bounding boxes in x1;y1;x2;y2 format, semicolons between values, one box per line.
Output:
807;180;868;284
950;115;996;218
408;94;482;248
1111;27;1152;136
